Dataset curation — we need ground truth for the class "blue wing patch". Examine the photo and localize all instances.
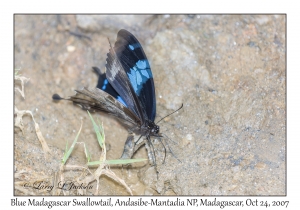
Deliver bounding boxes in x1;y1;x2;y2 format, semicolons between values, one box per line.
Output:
93;67;127;107
101;79;127;106
101;79;109;90
127;59;153;95
117;96;127;106
128;43;141;51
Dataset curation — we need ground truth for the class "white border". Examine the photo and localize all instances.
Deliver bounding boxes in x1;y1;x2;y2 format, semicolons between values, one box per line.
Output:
4;0;296;209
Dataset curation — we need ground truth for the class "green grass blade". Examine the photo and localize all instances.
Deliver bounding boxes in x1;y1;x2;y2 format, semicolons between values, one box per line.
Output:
84;144;91;163
87;158;147;166
87;111;104;148
61;122;82;164
15;68;21;76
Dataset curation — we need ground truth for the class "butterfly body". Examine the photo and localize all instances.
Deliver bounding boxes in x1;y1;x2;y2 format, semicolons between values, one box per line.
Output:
64;29;161;164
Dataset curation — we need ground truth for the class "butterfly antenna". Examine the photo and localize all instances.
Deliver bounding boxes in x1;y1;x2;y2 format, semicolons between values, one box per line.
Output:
156;103;183;124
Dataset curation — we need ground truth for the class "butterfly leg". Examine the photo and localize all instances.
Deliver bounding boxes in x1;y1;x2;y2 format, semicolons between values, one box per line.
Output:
120;134;135;159
145;137;156;166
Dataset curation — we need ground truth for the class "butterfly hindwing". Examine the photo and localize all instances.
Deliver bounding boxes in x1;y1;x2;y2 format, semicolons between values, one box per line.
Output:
93;67;127;107
69;86;140;128
106;29;156;121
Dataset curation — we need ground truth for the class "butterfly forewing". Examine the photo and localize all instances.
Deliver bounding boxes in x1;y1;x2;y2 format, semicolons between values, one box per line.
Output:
105;41;145;122
107;29;156;121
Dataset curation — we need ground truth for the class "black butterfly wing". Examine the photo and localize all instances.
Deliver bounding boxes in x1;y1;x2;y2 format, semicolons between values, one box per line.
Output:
69;87;140;128
93;67;127;107
106;29;156;122
105;37;145;123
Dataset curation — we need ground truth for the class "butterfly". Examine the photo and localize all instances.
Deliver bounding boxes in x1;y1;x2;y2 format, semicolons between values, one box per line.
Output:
54;29;167;165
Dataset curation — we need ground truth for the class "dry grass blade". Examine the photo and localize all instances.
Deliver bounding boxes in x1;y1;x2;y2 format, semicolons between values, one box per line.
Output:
14;106;51;157
102;169;133;195
14;74;30;99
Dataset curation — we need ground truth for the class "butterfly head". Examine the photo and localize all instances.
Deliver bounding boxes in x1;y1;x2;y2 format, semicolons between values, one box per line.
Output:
147;120;160;136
